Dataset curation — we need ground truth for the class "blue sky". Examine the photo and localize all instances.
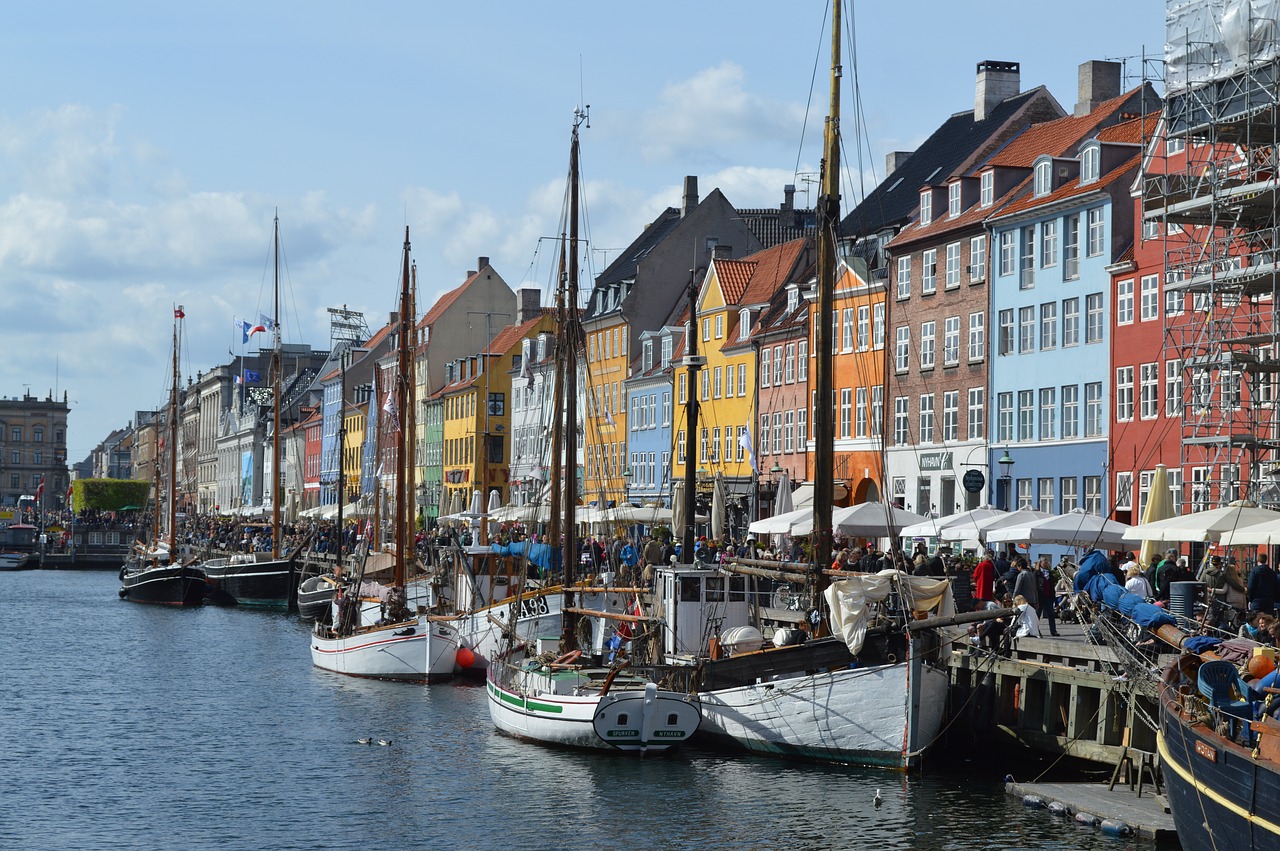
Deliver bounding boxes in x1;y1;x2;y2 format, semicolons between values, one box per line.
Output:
0;1;1166;462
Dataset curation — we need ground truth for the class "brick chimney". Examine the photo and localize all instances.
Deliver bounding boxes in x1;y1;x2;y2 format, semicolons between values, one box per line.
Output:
516;287;542;323
885;151;914;177
975;60;1020;121
1075;60;1121;117
712;244;733;260
681;175;699;217
782;184;796;211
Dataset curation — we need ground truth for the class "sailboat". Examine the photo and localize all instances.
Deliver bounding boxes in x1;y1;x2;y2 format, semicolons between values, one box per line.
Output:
204;214;308;608
656;0;954;768
309;228;459;682
485;108;702;751
119;307;209;606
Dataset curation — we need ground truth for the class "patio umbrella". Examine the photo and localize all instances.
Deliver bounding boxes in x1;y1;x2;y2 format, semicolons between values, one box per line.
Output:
985;508;1132;548
830;502;927;538
1138;464;1176;566
1123;501;1280;543
1218;517;1280;546
941;508;1052;542
711;472;726;541
671;480;686;540
747;506;812;535
774;471;793;515
899;505;1005;539
487;489;502;515
469;489;484;516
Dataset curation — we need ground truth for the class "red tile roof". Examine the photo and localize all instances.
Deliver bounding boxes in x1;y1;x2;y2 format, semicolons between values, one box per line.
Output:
1098;113;1159;144
420;268;482;328
992;151;1141;220
714;259;756;304
484;308;555;355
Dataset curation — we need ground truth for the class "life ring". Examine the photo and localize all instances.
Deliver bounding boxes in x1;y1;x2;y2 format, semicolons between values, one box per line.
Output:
552;650;582;666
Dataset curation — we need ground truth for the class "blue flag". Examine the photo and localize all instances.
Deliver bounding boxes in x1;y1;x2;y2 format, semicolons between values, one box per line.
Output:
244;369;261;383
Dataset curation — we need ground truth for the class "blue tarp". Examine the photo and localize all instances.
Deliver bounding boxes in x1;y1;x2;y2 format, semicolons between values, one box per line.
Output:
1184;635;1223;654
1073;548;1176;628
488;540;559;573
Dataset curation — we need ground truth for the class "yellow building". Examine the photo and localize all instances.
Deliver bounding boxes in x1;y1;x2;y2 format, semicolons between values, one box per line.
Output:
582;316;630;507
342;399;367;506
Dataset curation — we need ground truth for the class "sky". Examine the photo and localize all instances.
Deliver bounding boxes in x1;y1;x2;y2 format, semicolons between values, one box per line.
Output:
0;1;1167;464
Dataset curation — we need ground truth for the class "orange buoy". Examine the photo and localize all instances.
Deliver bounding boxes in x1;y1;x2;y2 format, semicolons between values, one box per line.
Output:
456;646;476;669
1248;654;1275;679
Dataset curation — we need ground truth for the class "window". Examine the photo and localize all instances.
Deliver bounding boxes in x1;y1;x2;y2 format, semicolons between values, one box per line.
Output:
1140;363;1159;419
1034;159;1052;196
1040;302;1057;350
1081;143;1100;183
842;307;855;351
949;182;962;217
1061;477;1079;512
968;387;985;440
1020;226;1035;289
968;312;985;361
1086;207;1104;256
920;190;932;225
920;321;936;368
760;348;772;387
999;231;1016;276
759;416;770;457
784;412;795;452
1085;382;1103;436
945;242;961;288
1017;479;1033;509
943;391;959;441
855;388;868;438
773;413;783;454
33;427;43;443
1167;136;1186;155
944;316;961;366
1115;471;1133;510
1041;219;1058;267
894;397;909;445
857;306;870;350
897;256;911;299
1039;477;1055;513
1039;388;1056;440
714;314;723;338
1116;366;1135;421
1117;279;1134;324
1166;359;1182;417
1062;385;1079;438
997;392;1014;442
713;366;722;398
1084;476;1102;514
661;336;673;366
701;369;709;401
922;249;937;294
11;427;20;441
702;318;711;341
980;171;993;206
895;326;910;372
998;309;1014;356
1018;390;1035;441
785;343;797;383
872;304;885;349
919;394;935;443
970;235;986;281
798;408;808;447
1140;275;1159;321
1019;306;1035;353
919;477;934;515
663;392;671;425
1063;297;1080;347
738;308;752;340
1165;287;1184;316
797;342;807;381
1063;215;1080;280
840;388;852;438
678;373;687;404
1085;293;1104;343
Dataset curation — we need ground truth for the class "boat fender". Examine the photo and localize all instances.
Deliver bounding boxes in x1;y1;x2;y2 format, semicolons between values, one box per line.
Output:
393;627;416;636
886;653;898;664
1047;801;1070;817
1099;819;1132;837
118;587;128;599
1074;812;1100;828
1021;795;1046;809
119;566;127;581
553;650;582;666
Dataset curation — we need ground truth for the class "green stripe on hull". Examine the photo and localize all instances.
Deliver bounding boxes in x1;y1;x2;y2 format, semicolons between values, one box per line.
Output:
488;680;565;714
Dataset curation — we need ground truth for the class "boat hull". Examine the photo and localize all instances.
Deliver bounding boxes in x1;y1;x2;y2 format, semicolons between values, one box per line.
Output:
450;589;565;675
203;556;298;608
0;552;34;570
1158;686;1280;851
296;574;337;621
696;659;949;769
119;562;208;606
310;616;458;683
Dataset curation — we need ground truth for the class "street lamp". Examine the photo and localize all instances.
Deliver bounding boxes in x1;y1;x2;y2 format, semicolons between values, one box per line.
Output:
622;466;632;506
998;447;1015;510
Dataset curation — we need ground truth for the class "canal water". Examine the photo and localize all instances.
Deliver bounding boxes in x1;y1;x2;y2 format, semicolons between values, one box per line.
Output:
6;570;1157;850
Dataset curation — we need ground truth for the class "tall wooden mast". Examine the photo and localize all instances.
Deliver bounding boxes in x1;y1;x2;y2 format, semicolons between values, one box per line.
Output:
168;308;182;550
271;213;283;558
394;227;413;587
560;107;586;650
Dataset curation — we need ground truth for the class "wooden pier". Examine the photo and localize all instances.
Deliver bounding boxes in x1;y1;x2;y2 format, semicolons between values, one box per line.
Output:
1005;780;1177;841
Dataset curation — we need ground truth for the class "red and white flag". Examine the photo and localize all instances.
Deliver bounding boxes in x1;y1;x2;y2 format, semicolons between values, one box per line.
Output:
35;474;44;501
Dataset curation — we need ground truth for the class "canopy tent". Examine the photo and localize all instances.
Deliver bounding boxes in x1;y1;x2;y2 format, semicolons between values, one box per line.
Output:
1122;501;1280;543
940;508;1051;542
899;506;1006;540
984;508;1132;548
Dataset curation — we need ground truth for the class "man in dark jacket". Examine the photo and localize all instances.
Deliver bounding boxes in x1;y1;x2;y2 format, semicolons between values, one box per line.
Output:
1012;559;1040;610
1248;554;1277;614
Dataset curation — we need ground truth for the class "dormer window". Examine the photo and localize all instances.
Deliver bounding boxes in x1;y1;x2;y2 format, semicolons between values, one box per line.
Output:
738;308;752;340
1033;158;1052;197
643;340;654;372
661;335;673;367
919;190;932;226
787;286;799;314
980;171;993;207
537;334;548;361
948;183;962;218
1081;142;1100;184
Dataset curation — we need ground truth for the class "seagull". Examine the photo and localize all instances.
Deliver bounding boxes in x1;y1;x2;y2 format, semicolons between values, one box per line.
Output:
356;737;372;745
377;739;392;746
874;789;883;809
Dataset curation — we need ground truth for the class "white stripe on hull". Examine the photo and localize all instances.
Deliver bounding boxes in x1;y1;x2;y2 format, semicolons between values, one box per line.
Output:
310;616;458;682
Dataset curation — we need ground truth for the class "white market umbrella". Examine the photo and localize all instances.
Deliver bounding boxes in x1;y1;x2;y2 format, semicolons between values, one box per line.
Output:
985;508;1132;548
1138;464;1176;566
774;471;793;515
747;506;813;535
469;489;484;516
899;506;1005;539
671;480;687;540
790;502;925;538
1123;501;1280;543
1218;517;1280;546
941;508;1052;542
711;472;726;541
487;489;502;515
607;504;674;525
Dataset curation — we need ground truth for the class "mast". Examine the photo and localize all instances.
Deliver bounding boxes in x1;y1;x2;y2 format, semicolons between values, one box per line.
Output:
394;227;413;587
337;352;348;559
681;270;700;561
168;307;182;550
271;213;283;559
548;238;567;554
560;107;585;650
812;0;841;595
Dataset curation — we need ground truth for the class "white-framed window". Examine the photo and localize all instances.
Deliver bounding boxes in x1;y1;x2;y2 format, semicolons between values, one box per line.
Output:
1020;226;1035;288
1018;390;1035;441
1085;293;1104;343
997;392;1014;442
738;308;752;340
1140;362;1159;419
1142;218;1160;240
857;306;870;351
713;366;722;398
1039;477;1055;513
1115;471;1133;510
840;388;852;438
968;311;985;361
760;347;772;387
1140;274;1159;321
943;390;959;441
1063;297;1080;346
895;326;910;372
1062;384;1079;438
897;256;911;299
1084;383;1103;436
1039;387;1056;440
999;231;1016;276
871;387;883;438
945;242;961;288
1117;278;1134;324
1063;215;1080;280
1116;366;1135;421
998;309;1013;356
785;343;796;383
711;426;721;462
1086;207;1105;256
1166;359;1182;417
1017;478;1033;509
968;387;985;440
759;416;770;457
701;369;710;401
1019;306;1035;354
797;342;807;382
872;304;885;349
970;235;986;280
919;394;935;443
855;388;868;438
714;314;723;338
784;411;795;453
1167;136;1186;155
1040;302;1057;350
920;190;932;225
1084;475;1102;514
1033;159;1052;196
949;182;962;217
773;412;783;454
980;171;994;207
842;307;855;352
920;321;936;368
1165;287;1184;316
943;316;961;366
894;397;909;445
702;318;711;342
798;407;808;448
922;248;937;294
1041;219;1058;267
1081;143;1101;183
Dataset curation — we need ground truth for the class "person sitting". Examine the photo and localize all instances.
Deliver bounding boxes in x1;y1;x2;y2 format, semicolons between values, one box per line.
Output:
1013;594;1041;639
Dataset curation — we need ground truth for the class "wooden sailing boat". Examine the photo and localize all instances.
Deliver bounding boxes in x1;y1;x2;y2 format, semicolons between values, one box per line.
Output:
309;228;458;682
485;107;701;751
119;306;208;606
204;214;308;608
657;0;954;768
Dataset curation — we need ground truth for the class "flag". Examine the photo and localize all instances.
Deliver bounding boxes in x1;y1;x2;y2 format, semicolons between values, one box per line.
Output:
604;404;615;427
258;313;276;331
739;427;757;474
35;474;44;501
234;374;244;385
66;482;73;505
243;369;261;383
383;388;399;429
239;319;267;344
174;307;185;319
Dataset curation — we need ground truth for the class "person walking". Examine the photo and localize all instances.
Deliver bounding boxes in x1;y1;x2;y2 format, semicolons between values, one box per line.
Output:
972;550;996;606
1035;556;1059;636
1012;559;1040;612
1248;553;1277;615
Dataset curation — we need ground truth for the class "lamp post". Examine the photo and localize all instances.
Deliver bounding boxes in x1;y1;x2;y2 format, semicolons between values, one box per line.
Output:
622;466;632;506
998;447;1015;511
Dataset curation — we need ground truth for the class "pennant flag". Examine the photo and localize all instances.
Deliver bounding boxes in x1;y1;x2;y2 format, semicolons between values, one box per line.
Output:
739;427;757;474
174;306;185;319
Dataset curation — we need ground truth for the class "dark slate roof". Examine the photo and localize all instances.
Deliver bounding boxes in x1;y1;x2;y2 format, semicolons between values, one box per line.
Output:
591;207;683;292
736;205;816;248
841;88;1049;239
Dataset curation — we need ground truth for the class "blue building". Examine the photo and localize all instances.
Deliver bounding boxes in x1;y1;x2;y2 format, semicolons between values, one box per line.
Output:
625;325;682;506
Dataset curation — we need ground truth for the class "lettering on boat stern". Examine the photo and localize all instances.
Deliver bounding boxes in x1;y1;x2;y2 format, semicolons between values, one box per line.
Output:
606;729;640;738
653;730;686;738
1195;740;1217;762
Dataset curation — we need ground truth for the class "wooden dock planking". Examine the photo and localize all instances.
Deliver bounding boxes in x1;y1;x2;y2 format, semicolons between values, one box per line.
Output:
1005;780;1178;841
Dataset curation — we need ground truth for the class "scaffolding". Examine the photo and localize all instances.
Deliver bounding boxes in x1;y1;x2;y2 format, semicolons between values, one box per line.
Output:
327;305;370;351
1148;0;1280;508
